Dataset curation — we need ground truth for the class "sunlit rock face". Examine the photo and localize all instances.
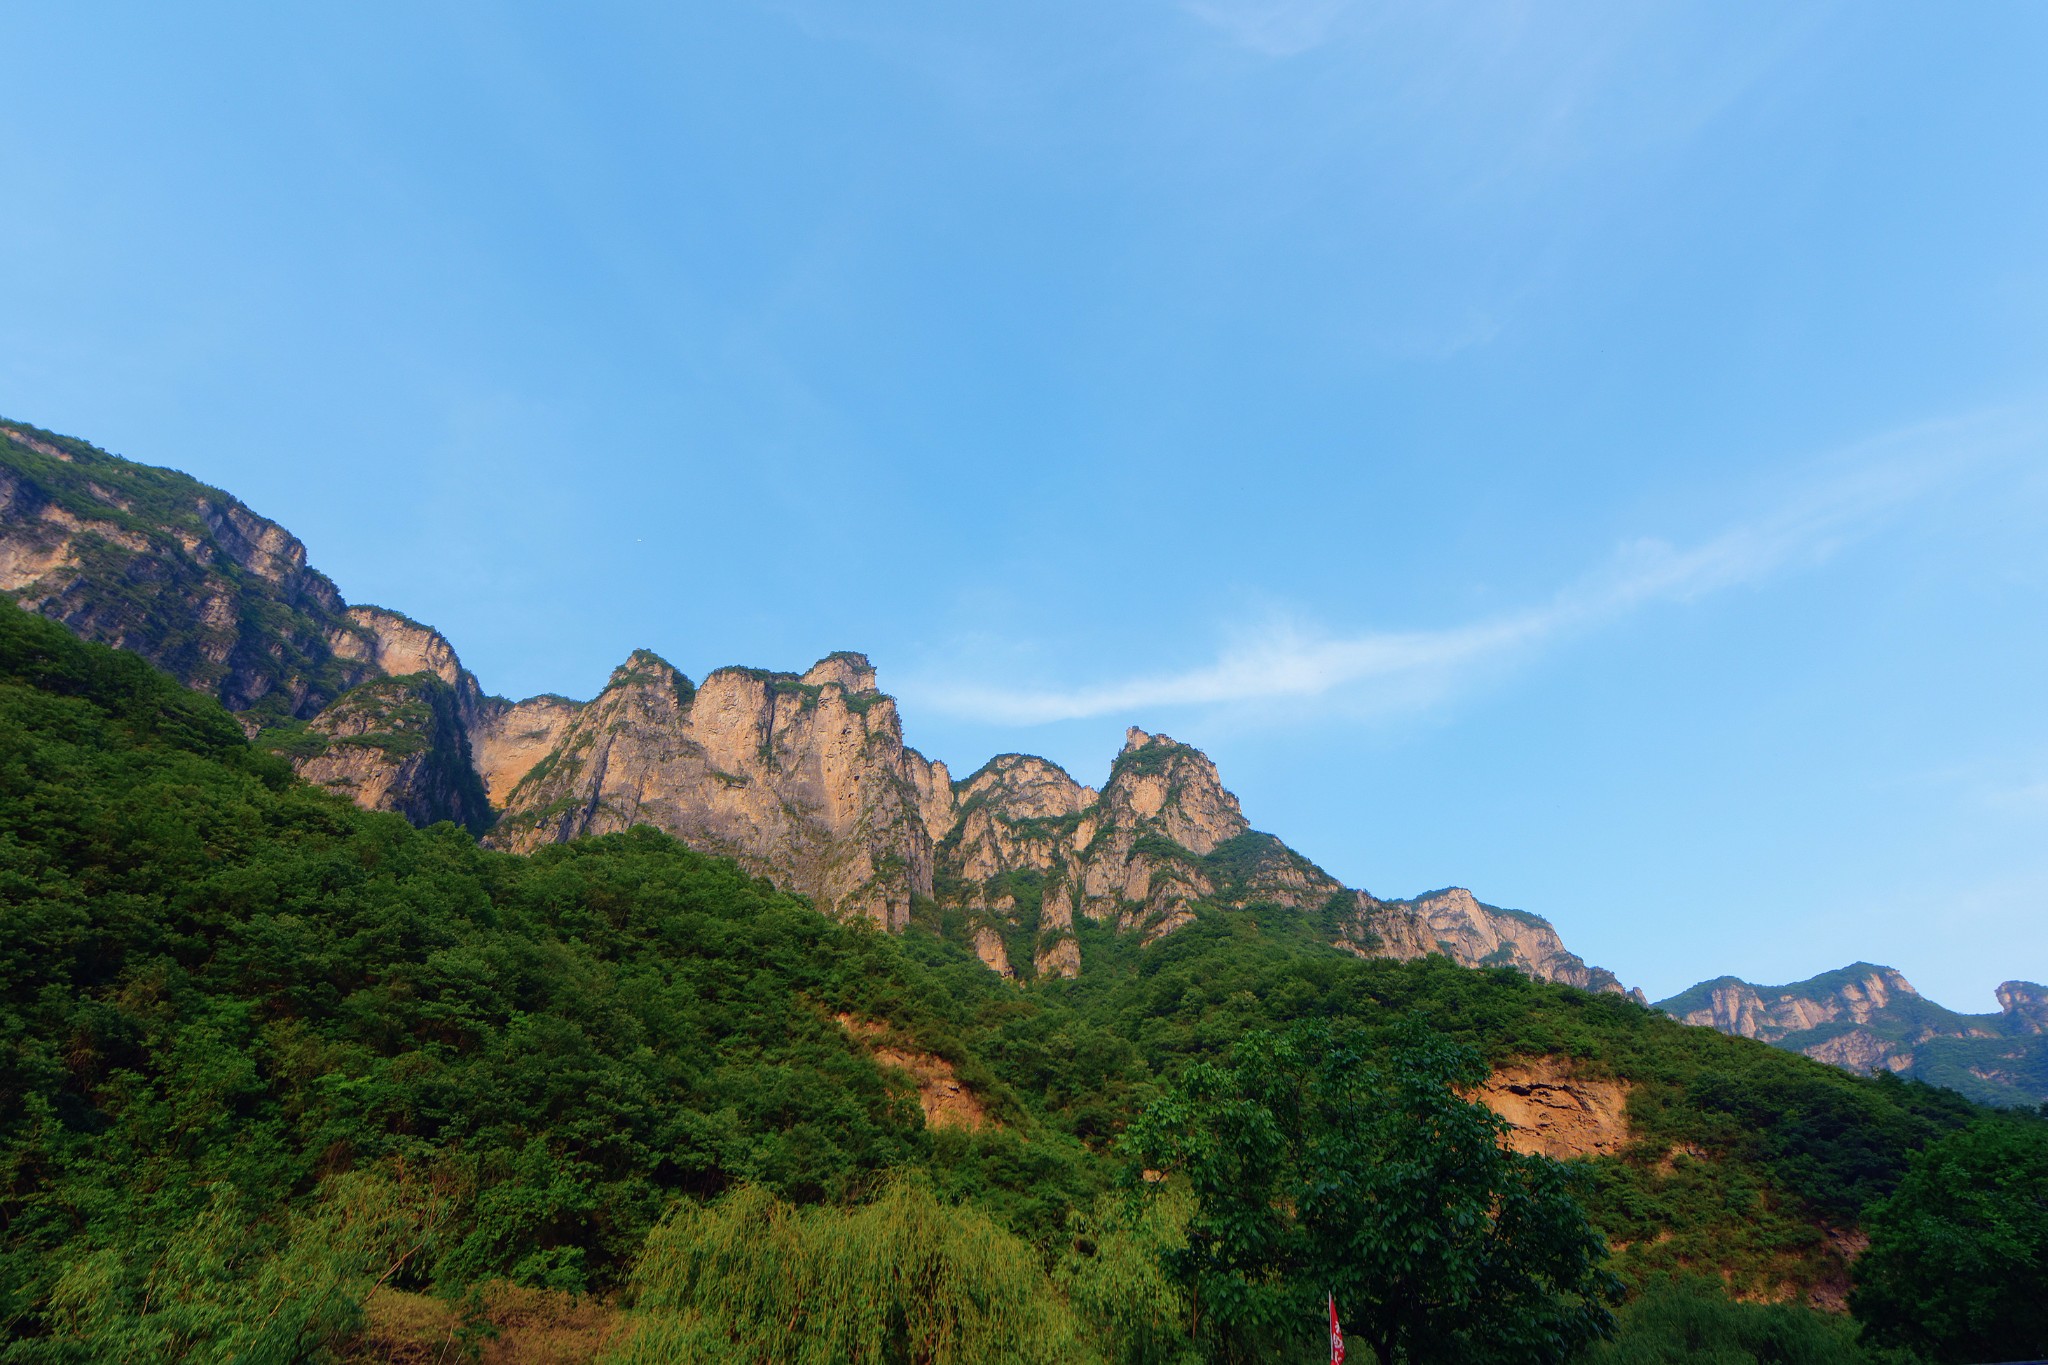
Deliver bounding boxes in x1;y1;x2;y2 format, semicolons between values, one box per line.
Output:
1337;887;1644;1002
1;422;372;717
925;727;1639;992
1657;966;2048;1105
3;418;1649;998
488;652;938;930
1997;980;2048;1033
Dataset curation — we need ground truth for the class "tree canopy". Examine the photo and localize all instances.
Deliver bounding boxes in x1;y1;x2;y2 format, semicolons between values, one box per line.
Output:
1126;1020;1620;1364
1851;1118;2048;1362
0;596;2022;1361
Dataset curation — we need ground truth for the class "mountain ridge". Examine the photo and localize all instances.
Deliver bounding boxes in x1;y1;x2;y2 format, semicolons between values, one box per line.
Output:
1656;964;2048;1107
28;414;2048;1081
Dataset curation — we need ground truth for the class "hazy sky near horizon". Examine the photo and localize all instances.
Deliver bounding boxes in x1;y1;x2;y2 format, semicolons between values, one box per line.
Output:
3;3;2045;1009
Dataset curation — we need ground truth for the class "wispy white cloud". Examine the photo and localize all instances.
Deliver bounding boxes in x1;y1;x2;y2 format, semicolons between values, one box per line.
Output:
1183;0;1351;57
905;411;2034;727
1987;778;2048;813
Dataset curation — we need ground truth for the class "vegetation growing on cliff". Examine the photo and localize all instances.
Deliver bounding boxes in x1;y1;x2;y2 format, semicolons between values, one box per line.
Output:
1;598;2038;1360
0;420;368;721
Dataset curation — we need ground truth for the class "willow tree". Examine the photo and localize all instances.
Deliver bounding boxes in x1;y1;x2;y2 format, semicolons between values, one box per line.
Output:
614;1177;1091;1365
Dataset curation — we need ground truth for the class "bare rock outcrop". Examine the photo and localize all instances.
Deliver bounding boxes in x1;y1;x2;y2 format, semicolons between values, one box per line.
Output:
837;1015;987;1131
925;728;1638;995
329;606;467;690
488;651;937;928
931;732;1267;978
1802;1031;1912;1075
470;693;584;806
1099;727;1247;856
1658;965;2048;1105
1;422;369;717
2;416;1650;1003
1664;966;1919;1041
1477;1057;1633;1160
1997;980;2048;1033
1337;887;1642;1000
1075;730;1249;940
288;673;492;833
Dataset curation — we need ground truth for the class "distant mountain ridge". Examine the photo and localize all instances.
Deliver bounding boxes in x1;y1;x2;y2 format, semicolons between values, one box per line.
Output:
0;416;1636;999
1656;965;2048;1108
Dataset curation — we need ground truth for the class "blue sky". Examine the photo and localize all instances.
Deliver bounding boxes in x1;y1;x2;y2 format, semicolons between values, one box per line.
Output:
3;2;2045;1008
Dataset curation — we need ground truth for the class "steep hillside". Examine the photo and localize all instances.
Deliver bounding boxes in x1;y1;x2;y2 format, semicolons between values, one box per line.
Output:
0;597;2006;1359
0;418;496;830
1659;965;2048;1108
0;417;1637;999
0;419;370;717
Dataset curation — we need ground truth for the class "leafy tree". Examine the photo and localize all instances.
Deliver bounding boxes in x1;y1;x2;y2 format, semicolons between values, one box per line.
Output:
1058;1187;1200;1365
1585;1275;1913;1365
615;1177;1091;1365
1125;1020;1618;1365
0;596;2006;1357
1851;1118;2048;1363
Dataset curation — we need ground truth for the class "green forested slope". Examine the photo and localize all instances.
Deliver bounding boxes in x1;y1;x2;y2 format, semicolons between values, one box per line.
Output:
0;599;2016;1360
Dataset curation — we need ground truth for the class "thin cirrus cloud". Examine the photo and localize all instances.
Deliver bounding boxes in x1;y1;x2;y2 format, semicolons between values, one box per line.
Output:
905;410;2032;728
1181;0;1351;57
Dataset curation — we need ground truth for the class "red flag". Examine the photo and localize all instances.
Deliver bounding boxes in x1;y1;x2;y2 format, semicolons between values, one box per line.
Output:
1329;1292;1345;1364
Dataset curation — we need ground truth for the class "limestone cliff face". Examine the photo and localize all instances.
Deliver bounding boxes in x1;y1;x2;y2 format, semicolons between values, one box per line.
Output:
1664;965;1918;1042
1;423;495;828
936;753;1096;976
283;606;499;829
1996;981;2048;1033
3;416;1651;1006
329;606;468;692
927;728;1639;996
1077;729;1253;939
289;672;492;833
1658;965;2048;1105
1;421;371;717
470;693;584;806
1338;887;1643;1001
488;651;936;928
933;731;1278;979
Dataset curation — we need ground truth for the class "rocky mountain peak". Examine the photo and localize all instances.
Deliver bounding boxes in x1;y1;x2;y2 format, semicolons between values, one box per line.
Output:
1101;728;1247;856
490;646;931;929
802;651;879;693
329;606;466;689
1658;963;1923;1048
957;754;1095;821
1649;962;2048;1103
1;421;358;716
610;648;692;695
1997;980;2048;1033
5;416;1650;1011
1342;888;1642;1001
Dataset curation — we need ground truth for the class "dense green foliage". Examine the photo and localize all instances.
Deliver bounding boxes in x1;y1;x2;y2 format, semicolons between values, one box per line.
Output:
1850;1119;2048;1362
615;1177;1091;1363
1127;1022;1618;1364
1586;1278;1912;1365
0;601;1073;1356
0;597;2028;1360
